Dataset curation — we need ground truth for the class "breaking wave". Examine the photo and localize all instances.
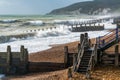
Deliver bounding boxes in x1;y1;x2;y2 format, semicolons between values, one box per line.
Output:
0;25;71;44
0;33;36;43
0;19;20;23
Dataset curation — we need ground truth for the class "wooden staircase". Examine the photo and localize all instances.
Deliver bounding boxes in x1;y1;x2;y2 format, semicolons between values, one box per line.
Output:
72;28;120;78
77;50;92;73
73;33;97;78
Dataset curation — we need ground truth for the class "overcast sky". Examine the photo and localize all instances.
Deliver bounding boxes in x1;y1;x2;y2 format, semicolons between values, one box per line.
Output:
0;0;92;15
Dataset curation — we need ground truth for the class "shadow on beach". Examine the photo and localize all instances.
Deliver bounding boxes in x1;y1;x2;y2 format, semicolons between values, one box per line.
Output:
29;62;65;73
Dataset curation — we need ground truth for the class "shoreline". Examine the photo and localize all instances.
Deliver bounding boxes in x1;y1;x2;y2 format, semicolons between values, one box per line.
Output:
29;41;79;62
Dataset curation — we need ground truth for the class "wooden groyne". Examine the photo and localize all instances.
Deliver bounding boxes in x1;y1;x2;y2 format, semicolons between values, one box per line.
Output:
0;46;28;75
113;17;120;24
71;23;104;32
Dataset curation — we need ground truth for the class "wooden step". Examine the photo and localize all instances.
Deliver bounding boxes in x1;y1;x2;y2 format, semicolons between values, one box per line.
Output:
82;60;90;62
81;58;90;61
79;65;88;68
79;67;87;70
82;57;90;59
83;54;91;56
78;69;87;73
80;62;89;65
82;57;91;59
83;53;91;55
81;59;90;61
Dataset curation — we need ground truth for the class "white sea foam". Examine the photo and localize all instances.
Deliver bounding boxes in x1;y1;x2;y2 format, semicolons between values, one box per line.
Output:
2;19;17;23
53;19;93;24
28;20;43;26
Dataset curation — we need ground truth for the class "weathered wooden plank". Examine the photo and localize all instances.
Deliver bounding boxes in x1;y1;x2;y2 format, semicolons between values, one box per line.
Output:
0;45;29;74
115;45;119;66
73;54;77;71
20;45;24;61
64;46;69;68
7;45;11;65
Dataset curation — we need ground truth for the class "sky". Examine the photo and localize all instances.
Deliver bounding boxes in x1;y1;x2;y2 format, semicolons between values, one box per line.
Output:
0;0;92;15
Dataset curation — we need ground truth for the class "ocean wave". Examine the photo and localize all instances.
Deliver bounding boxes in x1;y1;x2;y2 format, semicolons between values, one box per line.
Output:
0;26;71;44
28;20;44;26
0;33;36;44
53;19;93;25
35;25;71;38
21;20;45;26
0;19;19;23
36;30;70;38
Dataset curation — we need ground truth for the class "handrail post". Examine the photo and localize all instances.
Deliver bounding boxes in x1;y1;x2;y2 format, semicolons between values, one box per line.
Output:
80;34;84;44
98;36;101;48
116;27;119;42
96;37;98;45
102;39;105;46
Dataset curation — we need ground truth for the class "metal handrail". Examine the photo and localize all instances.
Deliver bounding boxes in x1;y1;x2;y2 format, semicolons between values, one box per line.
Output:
99;34;120;47
98;28;120;48
100;29;115;38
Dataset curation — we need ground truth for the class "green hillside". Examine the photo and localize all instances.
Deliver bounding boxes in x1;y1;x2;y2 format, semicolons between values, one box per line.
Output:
48;0;120;15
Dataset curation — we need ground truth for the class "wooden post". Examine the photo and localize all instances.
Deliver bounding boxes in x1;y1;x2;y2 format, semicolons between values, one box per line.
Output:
94;44;98;64
7;45;11;65
117;23;120;28
116;28;119;43
68;67;72;79
89;24;91;26
102;39;105;46
80;24;82;27
24;48;29;73
99;51;103;64
64;46;69;68
76;24;77;27
24;48;28;63
73;54;77;71
85;33;89;49
71;25;73;28
98;23;100;26
98;36;101;48
20;45;24;62
89;39;91;47
97;50;101;64
115;45;119;67
80;34;84;44
7;45;11;72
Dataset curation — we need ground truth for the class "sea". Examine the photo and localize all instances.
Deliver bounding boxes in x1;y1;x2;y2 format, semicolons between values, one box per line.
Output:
0;14;117;53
